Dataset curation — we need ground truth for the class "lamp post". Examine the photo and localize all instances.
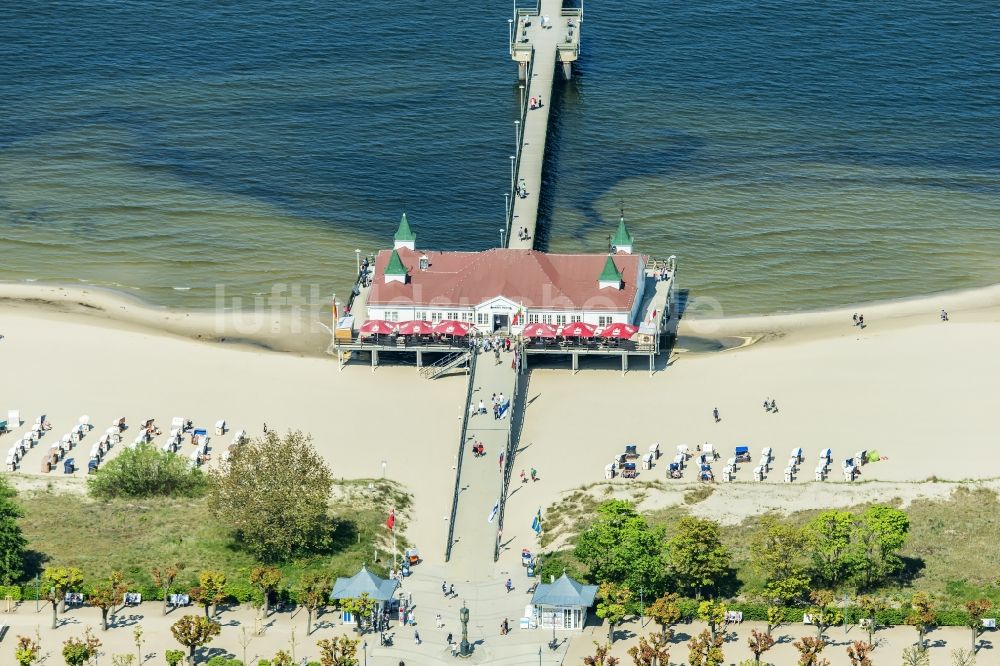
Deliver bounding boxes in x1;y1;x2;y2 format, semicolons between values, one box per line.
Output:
538;646;542;665
515;119;521;149
500;227;506;248
520;83;526;117
363;641;368;666
510;155;516;194
355;248;361;275
459;603;472;656
505;192;511;227
508;18;513;55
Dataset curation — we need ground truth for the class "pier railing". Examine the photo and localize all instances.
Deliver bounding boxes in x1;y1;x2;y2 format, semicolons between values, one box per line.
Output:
505;53;533;248
445;348;478;562
493;357;527;561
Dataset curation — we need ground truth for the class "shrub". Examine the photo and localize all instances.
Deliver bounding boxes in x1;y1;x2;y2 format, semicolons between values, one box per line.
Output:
165;650;185;666
88;444;208;499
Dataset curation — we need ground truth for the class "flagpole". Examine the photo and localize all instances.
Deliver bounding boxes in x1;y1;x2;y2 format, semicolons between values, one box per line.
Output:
393;522;397;571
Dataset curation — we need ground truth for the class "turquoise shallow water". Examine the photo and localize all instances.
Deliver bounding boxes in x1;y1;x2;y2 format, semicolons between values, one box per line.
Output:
1;1;998;314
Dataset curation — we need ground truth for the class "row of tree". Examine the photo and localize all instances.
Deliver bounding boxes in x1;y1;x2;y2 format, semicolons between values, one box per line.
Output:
37;564;379;637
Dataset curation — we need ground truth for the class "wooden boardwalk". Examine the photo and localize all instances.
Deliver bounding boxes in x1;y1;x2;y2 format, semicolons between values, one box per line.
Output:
507;0;581;249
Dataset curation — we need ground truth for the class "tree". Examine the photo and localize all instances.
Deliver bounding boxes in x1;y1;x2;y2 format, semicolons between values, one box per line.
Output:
15;636;41;666
42;566;84;629
209;431;335;561
853;506;909;589
646;592;681;640
846;640;873;666
951;648;976;666
905;592;936;651
766;605;783;637
89;580;125;631
341;593;377;636
792;636;829;666
133;626;144;665
803;510;859;589
687;629;724;666
595;582;632;643
171;615;221;665
152;564;185;616
190;570;227;619
627;633;670;666
856;595;886;647
62;629;101;666
583;642;620;666
574;500;665;593
299;573;331;635
0;479;27;583
749;516;811;604
697;600;726;643
807;590;842;640
250;566;282;618
88;443;208;499
747;629;775;665
900;646;930;666
268;652;293;666
962;598;991;652
165;650;186;666
317;636;359;666
665;517;730;599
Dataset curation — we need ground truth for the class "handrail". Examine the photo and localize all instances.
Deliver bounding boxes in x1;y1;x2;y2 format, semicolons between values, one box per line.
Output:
445;349;478;561
493;349;527;561
419;350;471;379
505;50;533;248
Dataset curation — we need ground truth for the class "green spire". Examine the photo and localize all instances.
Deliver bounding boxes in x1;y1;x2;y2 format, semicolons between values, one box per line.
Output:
611;216;633;247
385;249;408;276
394;212;416;242
599;255;623;283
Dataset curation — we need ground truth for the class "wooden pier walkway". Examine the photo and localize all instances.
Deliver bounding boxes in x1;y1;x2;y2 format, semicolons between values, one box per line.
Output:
506;0;581;249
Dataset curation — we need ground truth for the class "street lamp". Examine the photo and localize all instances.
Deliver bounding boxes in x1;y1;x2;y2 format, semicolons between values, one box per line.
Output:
355;248;361;275
508;18;513;55
460;603;472;656
363;641;367;666
500;227;506;248
505;192;511;227
510;155;516;193
515;119;521;149
538;646;542;665
520;83;526;117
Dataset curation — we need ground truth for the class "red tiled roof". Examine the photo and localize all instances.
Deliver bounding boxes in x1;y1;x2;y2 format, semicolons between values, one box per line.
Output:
367;248;645;312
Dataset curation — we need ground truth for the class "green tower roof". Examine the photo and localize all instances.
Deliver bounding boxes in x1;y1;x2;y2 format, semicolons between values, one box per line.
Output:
599;255;623;283
385;249;408;276
611;216;634;247
394;213;416;242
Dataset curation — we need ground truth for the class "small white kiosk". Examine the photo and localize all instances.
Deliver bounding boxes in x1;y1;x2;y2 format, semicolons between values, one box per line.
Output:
529;573;597;631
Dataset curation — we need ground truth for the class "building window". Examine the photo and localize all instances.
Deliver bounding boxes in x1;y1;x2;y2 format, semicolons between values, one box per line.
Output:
385;311;399;322
446;311;459;321
555;314;567;326
477;312;488;325
461;312;474;322
528;313;539;324
431;311;443;323
542;314;553;325
598;315;612;327
418;311;429;321
570;315;582;323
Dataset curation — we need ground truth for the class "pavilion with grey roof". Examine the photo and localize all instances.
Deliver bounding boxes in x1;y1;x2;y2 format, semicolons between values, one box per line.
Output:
330;565;399;606
529;572;597;631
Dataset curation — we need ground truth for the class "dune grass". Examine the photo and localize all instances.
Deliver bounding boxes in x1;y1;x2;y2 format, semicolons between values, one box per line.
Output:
16;478;411;591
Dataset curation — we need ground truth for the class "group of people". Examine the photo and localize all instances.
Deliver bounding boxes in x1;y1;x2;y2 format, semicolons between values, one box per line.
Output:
518;467;538;483
516;179;529;199
516;226;531;241
852;312;866;328
763;398;779;413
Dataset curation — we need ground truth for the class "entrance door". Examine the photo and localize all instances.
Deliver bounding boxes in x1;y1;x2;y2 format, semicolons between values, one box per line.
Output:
493;314;509;332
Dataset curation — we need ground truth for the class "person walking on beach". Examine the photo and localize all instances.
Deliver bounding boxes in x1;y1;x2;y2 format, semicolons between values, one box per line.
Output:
478;399;485;415
940;309;949;321
442;581;447;596
770;400;778;413
713;407;720;423
505;578;513;593
520;469;527;483
414;629;421;645
858;314;865;328
852;313;858;326
530;467;538;482
764;398;771;412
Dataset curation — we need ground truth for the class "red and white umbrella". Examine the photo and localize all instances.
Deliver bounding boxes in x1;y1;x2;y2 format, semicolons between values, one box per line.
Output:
522;322;558;338
396;320;435;336
599;323;639;339
559;322;597;338
359;319;396;335
433;320;473;336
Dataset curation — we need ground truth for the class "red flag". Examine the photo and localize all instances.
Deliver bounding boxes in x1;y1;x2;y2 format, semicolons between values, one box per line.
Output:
386;508;396;530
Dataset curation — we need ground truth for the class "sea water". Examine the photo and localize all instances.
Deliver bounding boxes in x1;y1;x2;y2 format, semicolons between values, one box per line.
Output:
1;0;998;315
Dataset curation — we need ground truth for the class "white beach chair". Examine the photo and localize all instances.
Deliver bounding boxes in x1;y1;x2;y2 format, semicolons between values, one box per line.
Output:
648;443;659;459
854;450;867;466
215;420;226;435
815;466;825;481
753;465;764;482
726;456;737;471
783;466;794;483
171;416;185;431
791;447;803;463
78;415;90;431
676;444;689;458
604;463;615;479
704;443;717;460
673;453;685;469
7;411;20;427
722;468;733;482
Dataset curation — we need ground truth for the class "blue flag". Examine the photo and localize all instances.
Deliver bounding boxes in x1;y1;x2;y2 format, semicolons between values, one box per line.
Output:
531;508;542;535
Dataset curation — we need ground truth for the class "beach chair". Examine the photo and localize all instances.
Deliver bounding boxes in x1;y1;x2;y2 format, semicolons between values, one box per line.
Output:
791;447;803;464
624;444;638;459
63;458;76;474
7;411;20;427
88;458;99;474
734;446;751;463
676;444;689;458
787;457;798;472
726;456;737;471
622;462;637;478
752;465;764;482
5;450;16;471
703;443;718;460
648;443;660;459
842;459;856;481
854;450;867;466
673;453;685;469
642;453;654;470
78;415;90;431
819;448;832;465
214;420;226;435
668;462;682;479
783;466;794;483
815;465;825;481
722;468;733;482
604;463;616;479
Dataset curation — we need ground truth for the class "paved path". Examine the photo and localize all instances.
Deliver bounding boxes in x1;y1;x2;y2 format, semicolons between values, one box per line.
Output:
508;0;574;250
446;347;519;580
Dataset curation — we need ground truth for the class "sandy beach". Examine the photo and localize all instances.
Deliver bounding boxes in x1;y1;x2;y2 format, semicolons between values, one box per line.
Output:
2;284;1000;663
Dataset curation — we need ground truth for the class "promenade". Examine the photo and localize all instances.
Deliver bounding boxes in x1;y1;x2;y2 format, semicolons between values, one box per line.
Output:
507;0;581;249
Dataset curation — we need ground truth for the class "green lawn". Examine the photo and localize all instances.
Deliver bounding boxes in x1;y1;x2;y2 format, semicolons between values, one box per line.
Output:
16;478;411;593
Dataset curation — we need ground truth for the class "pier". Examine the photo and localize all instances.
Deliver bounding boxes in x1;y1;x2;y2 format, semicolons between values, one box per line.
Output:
505;0;582;249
